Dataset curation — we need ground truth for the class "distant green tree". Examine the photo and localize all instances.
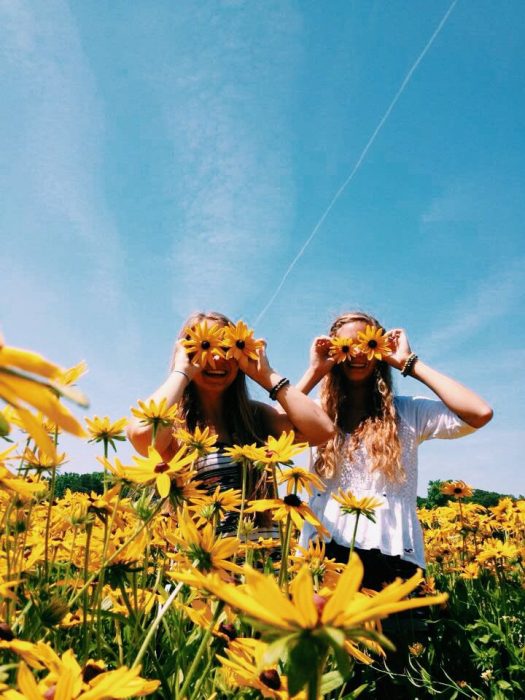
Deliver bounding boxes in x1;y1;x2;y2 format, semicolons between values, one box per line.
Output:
418;479;516;510
54;472;104;498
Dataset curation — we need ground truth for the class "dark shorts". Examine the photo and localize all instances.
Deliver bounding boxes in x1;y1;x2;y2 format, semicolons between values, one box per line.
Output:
325;540;423;590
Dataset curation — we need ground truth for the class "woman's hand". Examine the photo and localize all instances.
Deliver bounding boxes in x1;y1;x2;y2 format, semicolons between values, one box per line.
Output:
237;339;274;389
309;335;335;378
384;328;413;371
171;339;200;381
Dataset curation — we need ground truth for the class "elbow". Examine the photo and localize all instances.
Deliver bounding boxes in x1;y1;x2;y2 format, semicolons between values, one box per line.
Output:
126;423;150;456
308;421;336;447
469;405;494;429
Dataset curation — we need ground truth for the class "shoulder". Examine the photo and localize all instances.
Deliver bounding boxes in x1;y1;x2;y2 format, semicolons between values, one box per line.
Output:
249;400;293;437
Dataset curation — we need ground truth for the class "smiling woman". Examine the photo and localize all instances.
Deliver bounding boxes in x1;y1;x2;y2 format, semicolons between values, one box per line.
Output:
126;311;334;516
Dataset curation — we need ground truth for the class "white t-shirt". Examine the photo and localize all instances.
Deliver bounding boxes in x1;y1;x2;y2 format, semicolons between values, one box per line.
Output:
302;396;476;568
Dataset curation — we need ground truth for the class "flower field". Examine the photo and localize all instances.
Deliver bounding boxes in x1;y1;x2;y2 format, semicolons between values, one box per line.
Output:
0;343;523;699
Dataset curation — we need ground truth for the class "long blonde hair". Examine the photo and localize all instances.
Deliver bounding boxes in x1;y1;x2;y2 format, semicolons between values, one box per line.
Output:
171;311;264;445
314;312;404;483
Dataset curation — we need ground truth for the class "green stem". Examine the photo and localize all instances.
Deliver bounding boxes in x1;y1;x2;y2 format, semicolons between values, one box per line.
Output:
307;647;328;700
278;513;293;590
68;498;165;608
132;581;184;668
235;458;248;540
177;602;224;699
348;512;361;561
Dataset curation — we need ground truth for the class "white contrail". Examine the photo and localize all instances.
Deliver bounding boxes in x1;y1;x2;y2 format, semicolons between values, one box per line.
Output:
253;0;459;326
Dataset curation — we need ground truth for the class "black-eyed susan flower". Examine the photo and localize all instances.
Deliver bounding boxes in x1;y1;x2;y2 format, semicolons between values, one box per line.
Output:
255;432;308;468
21;448;67;472
172;555;447;696
354;325;392;361
182;320;225;368
332;488;384;523
289;538;344;589
130;398;182;434
218;637;304;699
123;445;198;498
166;506;243;577
222;321;263;362
0;464;45;499
440;480;473;500
175;425;218;457
277;467;325;497
0;342;88;458
189;485;242;526
245;495;329;538
85;416;128;452
329;337;355;364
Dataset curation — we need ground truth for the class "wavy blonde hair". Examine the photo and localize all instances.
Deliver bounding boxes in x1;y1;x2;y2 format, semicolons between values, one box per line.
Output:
314;312;404;483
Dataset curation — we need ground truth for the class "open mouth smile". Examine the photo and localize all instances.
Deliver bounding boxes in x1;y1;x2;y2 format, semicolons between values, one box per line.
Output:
204;369;227;377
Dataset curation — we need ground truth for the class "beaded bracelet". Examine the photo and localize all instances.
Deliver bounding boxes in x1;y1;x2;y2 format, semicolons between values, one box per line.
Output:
401;353;418;377
269;377;290;400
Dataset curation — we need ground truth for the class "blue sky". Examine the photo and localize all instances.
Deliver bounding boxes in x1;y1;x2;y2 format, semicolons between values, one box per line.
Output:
1;0;523;495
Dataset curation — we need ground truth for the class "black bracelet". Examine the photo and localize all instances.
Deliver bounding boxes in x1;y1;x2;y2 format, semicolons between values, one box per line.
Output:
269;377;290;400
401;353;418;377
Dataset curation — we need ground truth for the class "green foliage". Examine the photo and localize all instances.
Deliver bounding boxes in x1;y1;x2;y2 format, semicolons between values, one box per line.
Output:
54;471;105;497
418;479;516;510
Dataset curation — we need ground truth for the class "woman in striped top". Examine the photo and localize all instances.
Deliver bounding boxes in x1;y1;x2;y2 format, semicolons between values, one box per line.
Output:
127;311;335;505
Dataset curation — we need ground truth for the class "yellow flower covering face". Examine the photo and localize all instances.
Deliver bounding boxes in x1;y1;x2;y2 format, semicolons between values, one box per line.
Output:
182;320;226;368
354;325;392;361
222;320;263;362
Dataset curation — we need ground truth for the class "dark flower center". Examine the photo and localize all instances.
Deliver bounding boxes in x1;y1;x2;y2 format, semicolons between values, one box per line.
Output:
259;669;281;690
0;622;14;641
83;663;105;683
284;494;302;507
201;340;211;349
342;345;349;353
235;339;245;349
218;622;237;640
368;340;377;348
454;487;462;494
155;462;170;473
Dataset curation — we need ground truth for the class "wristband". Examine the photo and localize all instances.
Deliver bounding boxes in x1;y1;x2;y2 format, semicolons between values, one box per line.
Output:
173;369;190;384
401;353;418;377
269;377;290;400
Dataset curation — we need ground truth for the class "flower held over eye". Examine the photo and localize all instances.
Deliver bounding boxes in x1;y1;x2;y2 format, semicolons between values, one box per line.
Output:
182;321;225;368
354;325;392;361
329;337;355;364
222;321;263;362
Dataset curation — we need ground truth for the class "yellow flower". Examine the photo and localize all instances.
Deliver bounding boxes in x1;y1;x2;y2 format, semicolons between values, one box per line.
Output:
218;638;304;699
332;488;384;522
245;495;329;538
56;360;88;387
175;425;218;457
181;321;225;368
289;539;344;589
167;507;243;577
329;337;355;364
22;448;67;472
0;465;45;499
222;321;263;362
354;325;392;361
85;416;128;451
277;467;325;497
223;443;261;464
255;432;308;467
130;398;182;430
440;480;473;499
0;343;88;458
123;445;198;498
476;538;519;565
189;486;242;526
173;555;447;692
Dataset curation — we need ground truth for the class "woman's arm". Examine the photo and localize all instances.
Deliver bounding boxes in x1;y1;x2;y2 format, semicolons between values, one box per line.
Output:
238;341;335;446
386;329;493;429
126;340;198;456
295;336;335;395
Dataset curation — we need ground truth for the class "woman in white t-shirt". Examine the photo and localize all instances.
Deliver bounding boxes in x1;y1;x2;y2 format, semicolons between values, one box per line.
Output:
298;311;493;589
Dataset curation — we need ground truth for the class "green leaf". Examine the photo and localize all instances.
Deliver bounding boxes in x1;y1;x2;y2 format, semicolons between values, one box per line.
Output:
262;634;297;666
320;670;346;694
340;683;369;699
287;637;320;697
